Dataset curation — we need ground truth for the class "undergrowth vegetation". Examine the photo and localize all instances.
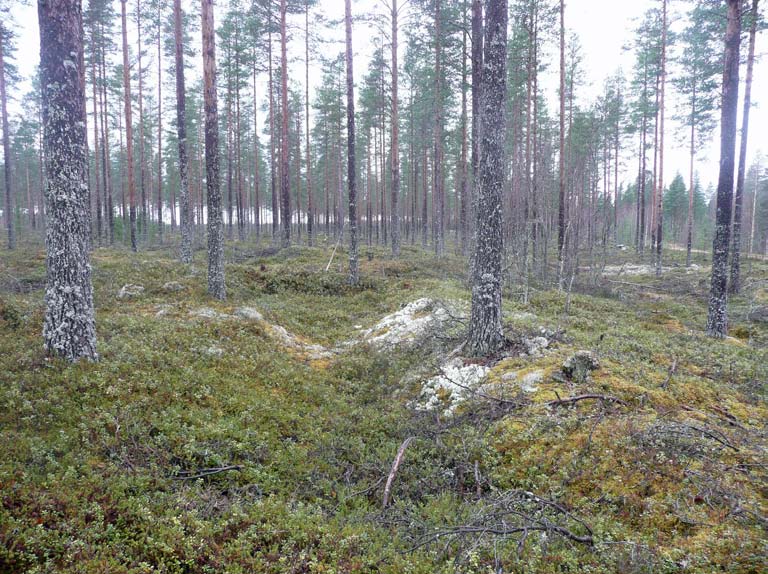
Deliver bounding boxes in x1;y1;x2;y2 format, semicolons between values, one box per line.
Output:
0;241;766;573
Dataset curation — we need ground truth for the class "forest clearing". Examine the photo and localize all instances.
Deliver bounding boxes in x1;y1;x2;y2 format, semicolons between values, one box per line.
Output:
1;0;768;571
1;242;767;572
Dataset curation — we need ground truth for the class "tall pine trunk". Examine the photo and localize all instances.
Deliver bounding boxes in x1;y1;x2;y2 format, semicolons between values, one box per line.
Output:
175;0;192;263
39;0;97;361
202;0;225;299
557;0;565;283
157;9;164;245
729;0;759;294
120;0;138;251
706;0;741;337
467;0;507;357
345;0;359;284
390;0;401;257
0;24;15;250
305;0;313;245
655;0;667;276
279;0;291;247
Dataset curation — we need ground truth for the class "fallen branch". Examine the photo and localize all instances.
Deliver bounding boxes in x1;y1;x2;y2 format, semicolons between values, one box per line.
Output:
172;465;242;480
661;358;678;390
547;394;628;408
382;437;415;508
604;279;672;293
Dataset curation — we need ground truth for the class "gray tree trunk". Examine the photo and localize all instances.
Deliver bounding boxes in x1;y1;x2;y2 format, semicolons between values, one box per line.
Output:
279;0;291;248
0;24;15;250
39;0;97;361
707;0;741;337
729;0;760;294
175;0;192;264
390;0;401;258
345;0;359;285
202;0;225;300
467;0;507;357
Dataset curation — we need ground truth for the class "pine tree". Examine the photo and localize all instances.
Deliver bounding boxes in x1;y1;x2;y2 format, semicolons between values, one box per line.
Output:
345;0;359;284
0;20;16;249
202;0;225;300
120;0;138;251
706;0;741;338
39;0;97;361
675;0;722;266
730;0;761;294
175;0;192;263
467;0;507;357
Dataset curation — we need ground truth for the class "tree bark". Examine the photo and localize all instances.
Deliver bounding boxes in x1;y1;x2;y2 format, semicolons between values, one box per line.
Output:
175;0;192;263
655;0;667;276
305;0;313;245
157;7;164;244
120;0;138;251
136;0;148;243
202;0;225;299
0;24;15;250
459;0;469;255
279;0;291;247
686;76;696;267
556;0;565;283
390;0;401;257
433;0;444;257
345;0;358;284
729;0;759;294
467;0;507;357
39;0;97;361
707;0;741;337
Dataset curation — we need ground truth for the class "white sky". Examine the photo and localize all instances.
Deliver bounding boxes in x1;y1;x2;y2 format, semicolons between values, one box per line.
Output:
7;0;767;194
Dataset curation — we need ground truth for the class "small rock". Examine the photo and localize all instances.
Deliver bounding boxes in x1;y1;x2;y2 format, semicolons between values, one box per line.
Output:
155;304;172;318
523;336;549;357
562;351;600;384
415;358;490;414
510;311;537;323
748;306;768;324
499;369;543;393
190;307;231;320
162;281;184;292
117;284;144;299
520;370;544;392
205;345;224;358
234;307;264;321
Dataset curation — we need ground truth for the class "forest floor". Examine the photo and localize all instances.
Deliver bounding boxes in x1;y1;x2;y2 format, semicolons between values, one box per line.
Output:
0;240;766;574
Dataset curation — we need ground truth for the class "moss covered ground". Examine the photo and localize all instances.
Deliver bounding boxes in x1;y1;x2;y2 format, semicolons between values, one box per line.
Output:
0;240;766;573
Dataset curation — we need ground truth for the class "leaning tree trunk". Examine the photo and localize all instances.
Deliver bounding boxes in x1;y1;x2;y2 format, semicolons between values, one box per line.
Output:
120;0;138;252
729;0;759;295
706;0;741;337
345;0;359;285
202;0;225;300
0;24;15;250
467;0;507;357
175;0;192;263
38;0;97;361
